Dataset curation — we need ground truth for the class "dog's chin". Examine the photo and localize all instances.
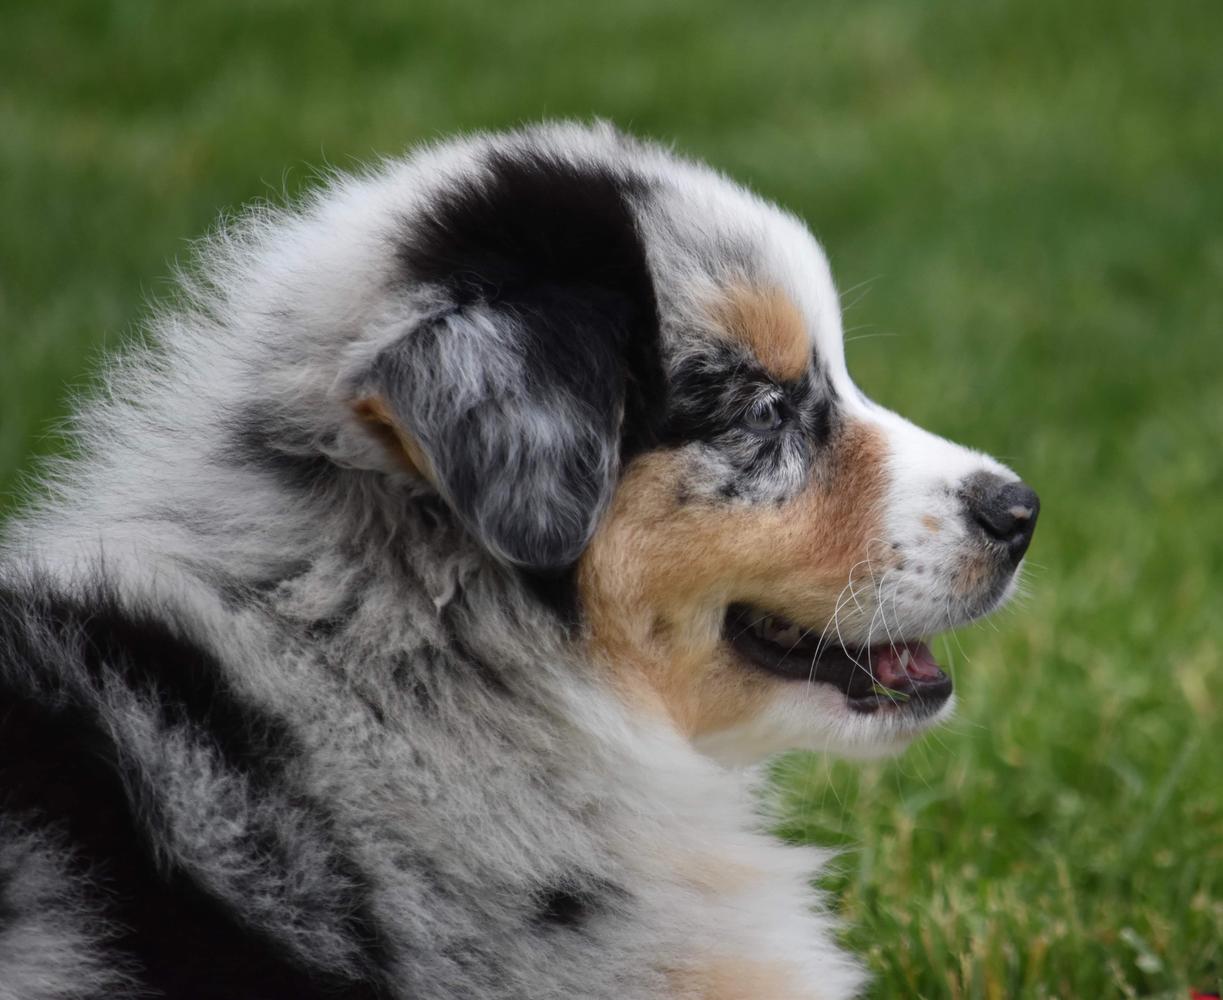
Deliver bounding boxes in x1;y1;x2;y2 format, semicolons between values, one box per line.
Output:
694;681;956;766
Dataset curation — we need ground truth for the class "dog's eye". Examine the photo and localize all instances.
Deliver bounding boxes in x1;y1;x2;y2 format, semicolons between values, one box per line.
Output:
742;397;786;434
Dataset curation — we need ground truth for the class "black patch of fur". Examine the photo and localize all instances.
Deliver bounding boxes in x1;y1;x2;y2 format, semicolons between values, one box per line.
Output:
519;565;583;627
792;368;836;447
398;147;665;456
0;885;15;929
2;582;294;783
663;343;838;455
532;875;623;931
657;344;850;508
0;578;392;998
535;887;593;927
388;146;665;574
225;402;335;493
662;341;756;444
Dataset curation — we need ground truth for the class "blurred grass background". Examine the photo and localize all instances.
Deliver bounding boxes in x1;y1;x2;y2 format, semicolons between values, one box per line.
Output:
1;1;1220;996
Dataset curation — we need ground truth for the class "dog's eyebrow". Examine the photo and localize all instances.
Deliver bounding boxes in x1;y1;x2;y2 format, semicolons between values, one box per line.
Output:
711;284;812;383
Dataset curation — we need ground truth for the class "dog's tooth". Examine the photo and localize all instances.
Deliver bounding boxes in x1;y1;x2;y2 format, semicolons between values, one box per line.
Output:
898;648;911;670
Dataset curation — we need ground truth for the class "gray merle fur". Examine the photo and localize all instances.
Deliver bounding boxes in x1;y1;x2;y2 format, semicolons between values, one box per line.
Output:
0;122;878;1000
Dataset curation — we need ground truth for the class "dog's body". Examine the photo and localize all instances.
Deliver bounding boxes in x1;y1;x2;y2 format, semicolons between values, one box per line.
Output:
0;123;1037;999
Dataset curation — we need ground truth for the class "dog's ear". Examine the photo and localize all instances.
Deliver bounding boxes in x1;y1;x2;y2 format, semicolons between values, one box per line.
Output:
358;148;661;572
364;302;631;571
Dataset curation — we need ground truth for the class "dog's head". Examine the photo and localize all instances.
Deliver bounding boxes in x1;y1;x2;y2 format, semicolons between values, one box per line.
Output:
350;123;1038;763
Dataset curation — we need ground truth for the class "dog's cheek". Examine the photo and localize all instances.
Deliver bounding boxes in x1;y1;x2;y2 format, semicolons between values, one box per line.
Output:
794;419;890;574
577;421;890;735
569;492;788;738
693;419;892;633
578;451;774;731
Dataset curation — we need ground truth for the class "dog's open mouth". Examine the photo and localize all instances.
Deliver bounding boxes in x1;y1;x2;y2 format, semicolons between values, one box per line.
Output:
723;604;953;714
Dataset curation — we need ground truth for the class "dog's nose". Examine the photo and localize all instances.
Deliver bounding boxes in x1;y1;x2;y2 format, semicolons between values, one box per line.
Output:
963;474;1040;563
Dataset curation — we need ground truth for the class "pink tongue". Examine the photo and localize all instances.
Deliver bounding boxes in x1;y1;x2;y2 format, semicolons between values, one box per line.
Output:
869;641;941;689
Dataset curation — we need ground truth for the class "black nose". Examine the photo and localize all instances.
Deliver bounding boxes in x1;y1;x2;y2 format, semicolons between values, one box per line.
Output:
963;474;1040;562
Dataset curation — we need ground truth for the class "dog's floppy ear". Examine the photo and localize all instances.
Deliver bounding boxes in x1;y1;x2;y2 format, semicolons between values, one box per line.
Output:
360;148;661;572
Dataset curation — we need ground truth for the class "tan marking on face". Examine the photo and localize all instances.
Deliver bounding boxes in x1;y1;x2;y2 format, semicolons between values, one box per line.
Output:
667;958;812;1000
712;284;810;382
579;421;888;736
921;514;942;534
352;396;435;481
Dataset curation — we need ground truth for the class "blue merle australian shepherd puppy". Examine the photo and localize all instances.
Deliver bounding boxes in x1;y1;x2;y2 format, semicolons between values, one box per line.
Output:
0;122;1038;999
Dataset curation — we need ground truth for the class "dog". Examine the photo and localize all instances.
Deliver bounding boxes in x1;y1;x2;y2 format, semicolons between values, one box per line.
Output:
0;121;1038;999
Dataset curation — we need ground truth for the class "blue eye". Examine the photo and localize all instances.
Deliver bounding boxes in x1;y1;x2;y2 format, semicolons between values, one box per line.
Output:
743;397;786;433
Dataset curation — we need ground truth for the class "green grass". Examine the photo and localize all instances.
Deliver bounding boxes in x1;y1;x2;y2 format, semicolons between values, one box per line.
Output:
2;2;1220;995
